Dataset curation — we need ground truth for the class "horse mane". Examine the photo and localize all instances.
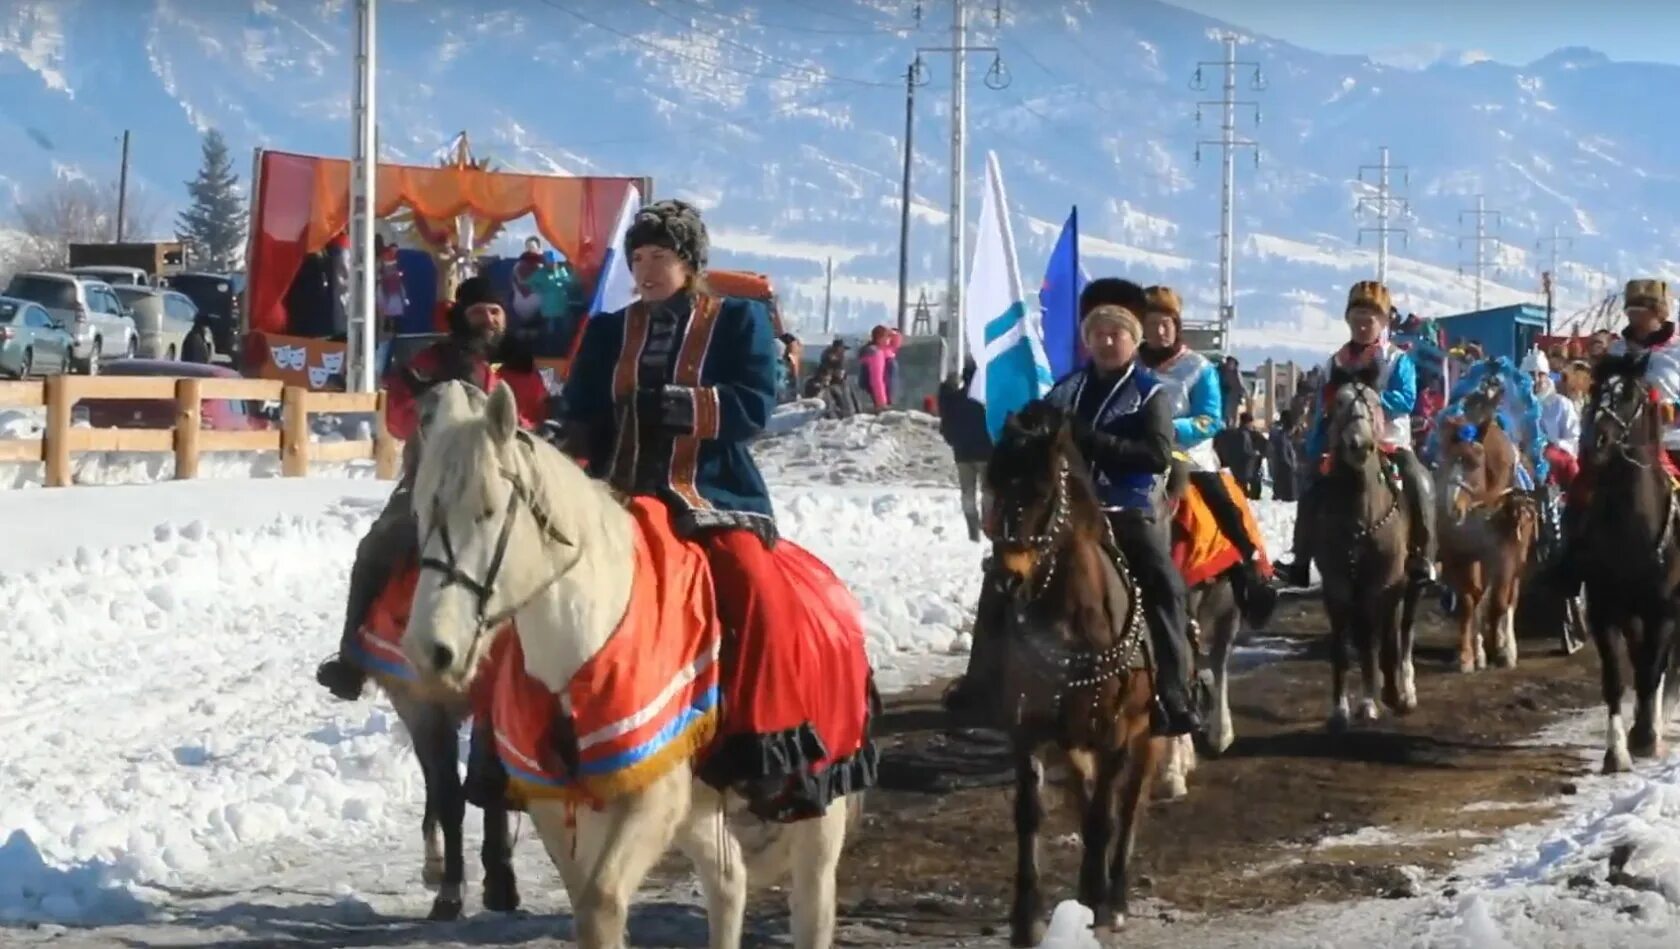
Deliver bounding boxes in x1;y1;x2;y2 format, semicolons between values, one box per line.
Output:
1328;361;1381;390
995;400;1105;544
1593;349;1650;387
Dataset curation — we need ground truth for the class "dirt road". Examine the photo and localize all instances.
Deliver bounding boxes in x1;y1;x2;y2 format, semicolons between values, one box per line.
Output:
826;594;1604;946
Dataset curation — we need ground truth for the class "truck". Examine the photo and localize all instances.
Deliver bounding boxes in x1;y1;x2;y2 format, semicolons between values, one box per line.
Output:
66;241;188;281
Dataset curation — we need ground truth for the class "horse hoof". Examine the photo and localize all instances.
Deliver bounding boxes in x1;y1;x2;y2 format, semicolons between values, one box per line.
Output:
1357;700;1380;723
1628;731;1664;760
421;859;444;889
1157;775;1189;801
483;877;521;914
1493;651;1517;670
1327;711;1350;734
1010;921;1047;948
1397;692;1418;716
1603;749;1633;774
1382;684;1402;712
428;896;464;922
1457;657;1476;674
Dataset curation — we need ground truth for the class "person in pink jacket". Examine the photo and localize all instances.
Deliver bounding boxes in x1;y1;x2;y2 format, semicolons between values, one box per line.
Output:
856;325;901;411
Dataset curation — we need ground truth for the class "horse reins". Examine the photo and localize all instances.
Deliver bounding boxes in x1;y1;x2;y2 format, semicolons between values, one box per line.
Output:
1328;382;1404;579
417;431;577;651
997;453;1146;719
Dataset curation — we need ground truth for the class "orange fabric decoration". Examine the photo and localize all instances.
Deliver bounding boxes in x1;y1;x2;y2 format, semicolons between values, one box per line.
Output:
492;496;721;807
1171;471;1273;587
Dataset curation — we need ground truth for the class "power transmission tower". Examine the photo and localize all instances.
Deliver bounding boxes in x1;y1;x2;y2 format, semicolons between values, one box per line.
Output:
1192;33;1264;351
1536;225;1574;336
1356;146;1408;285
913;0;1010;376
1457;195;1502;312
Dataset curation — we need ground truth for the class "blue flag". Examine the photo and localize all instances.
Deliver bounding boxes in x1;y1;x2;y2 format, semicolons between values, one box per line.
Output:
1039;207;1083;379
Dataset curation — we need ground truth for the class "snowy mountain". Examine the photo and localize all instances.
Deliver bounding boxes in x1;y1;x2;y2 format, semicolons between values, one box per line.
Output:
1;0;1675;360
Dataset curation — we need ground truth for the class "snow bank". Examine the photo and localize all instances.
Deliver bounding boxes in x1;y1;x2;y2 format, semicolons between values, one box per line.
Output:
753;409;960;488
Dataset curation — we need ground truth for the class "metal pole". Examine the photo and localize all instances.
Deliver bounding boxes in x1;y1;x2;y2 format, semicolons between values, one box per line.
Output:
823;256;834;334
1474;195;1485;312
349;0;378;393
896;61;916;336
116;130;130;243
1218;34;1236;341
947;0;967;376
1375;146;1389;285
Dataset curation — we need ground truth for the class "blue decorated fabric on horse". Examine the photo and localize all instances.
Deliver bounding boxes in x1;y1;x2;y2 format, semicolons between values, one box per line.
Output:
1431;357;1549;484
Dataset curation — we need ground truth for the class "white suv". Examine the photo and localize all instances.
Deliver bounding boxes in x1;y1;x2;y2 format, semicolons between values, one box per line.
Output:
1;272;139;374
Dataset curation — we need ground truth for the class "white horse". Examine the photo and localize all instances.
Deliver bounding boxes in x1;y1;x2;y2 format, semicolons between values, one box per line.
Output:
400;380;854;949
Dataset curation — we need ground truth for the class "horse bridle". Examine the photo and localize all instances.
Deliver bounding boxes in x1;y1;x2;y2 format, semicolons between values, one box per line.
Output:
995;456;1073;597
1585;377;1680;559
417;431;576;646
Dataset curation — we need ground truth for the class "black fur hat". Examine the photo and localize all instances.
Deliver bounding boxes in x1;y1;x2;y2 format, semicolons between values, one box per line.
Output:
1079;277;1147;320
448;275;497;336
624;199;709;272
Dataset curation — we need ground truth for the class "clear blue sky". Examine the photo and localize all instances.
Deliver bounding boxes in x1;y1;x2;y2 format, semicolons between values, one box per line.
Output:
1169;0;1680;66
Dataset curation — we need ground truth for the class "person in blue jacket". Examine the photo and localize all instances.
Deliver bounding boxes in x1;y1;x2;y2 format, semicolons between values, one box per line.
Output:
1274;280;1437;588
1138;284;1275;625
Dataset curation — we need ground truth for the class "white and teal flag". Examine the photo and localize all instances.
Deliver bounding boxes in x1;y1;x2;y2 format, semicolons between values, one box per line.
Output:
964;151;1055;439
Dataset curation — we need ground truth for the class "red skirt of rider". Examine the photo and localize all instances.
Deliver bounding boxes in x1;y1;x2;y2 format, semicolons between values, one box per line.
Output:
696;528;878;821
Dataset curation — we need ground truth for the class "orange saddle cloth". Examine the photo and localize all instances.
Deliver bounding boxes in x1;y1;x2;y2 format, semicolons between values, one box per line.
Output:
1171;470;1273;588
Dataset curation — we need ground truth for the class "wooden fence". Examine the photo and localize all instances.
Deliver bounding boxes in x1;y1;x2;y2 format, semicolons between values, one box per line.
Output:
0;376;402;487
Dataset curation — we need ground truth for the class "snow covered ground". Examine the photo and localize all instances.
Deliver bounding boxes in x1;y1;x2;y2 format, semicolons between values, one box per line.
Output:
0;406;1416;946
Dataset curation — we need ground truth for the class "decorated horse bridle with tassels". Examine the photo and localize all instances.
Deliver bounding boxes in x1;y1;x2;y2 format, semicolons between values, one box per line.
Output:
994;452;1147;721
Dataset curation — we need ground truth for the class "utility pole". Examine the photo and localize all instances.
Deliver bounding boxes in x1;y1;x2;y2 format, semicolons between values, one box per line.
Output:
1457;195;1502;313
1537;224;1574;336
897;58;927;336
1192;34;1264;351
115;130;131;243
1356;146;1409;285
915;0;1008;377
348;0;378;393
822;256;834;334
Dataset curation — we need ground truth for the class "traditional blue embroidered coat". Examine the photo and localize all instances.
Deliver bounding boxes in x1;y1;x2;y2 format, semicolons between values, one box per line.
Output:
563;292;778;539
1046;362;1173;512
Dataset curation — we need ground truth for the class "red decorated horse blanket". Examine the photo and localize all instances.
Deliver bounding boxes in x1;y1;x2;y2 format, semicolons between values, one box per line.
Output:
358;496;875;819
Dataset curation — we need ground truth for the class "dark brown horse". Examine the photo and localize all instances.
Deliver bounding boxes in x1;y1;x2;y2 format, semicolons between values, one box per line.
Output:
1310;367;1422;729
1435;416;1540;672
986;400;1165;946
1578;352;1680;772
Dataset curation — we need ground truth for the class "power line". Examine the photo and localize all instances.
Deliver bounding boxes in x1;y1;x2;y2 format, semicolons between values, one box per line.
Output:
531;0;895;89
1356;146;1409;286
634;0;902;86
648;0;918;36
1191;33;1264;351
1457;195;1502;312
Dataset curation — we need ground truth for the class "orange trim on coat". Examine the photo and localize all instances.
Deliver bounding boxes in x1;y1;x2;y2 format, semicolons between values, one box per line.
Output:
667;295;722;511
693;386;722;440
607;304;651;490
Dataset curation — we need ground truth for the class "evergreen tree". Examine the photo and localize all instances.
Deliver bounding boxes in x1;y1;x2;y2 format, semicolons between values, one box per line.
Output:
176;130;248;271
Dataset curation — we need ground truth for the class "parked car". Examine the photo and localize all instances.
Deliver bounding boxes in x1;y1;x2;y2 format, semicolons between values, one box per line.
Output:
0;296;76;379
68;265;152;288
112;285;198;360
85;360;271;431
159;271;242;358
0;272;139;374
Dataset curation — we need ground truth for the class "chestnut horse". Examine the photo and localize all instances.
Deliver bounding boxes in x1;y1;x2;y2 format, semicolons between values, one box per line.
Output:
986;400;1165;946
1435;416;1540;672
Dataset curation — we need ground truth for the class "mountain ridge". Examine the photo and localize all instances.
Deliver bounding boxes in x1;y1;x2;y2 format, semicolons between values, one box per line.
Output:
0;0;1668;361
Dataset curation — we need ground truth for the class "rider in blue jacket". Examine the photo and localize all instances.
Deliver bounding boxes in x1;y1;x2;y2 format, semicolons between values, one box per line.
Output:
1274;281;1437;589
1138;285;1275;626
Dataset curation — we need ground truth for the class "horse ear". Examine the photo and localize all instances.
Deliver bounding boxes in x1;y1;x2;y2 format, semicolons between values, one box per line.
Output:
1354;362;1382;388
431;381;472;427
486;381;519;445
